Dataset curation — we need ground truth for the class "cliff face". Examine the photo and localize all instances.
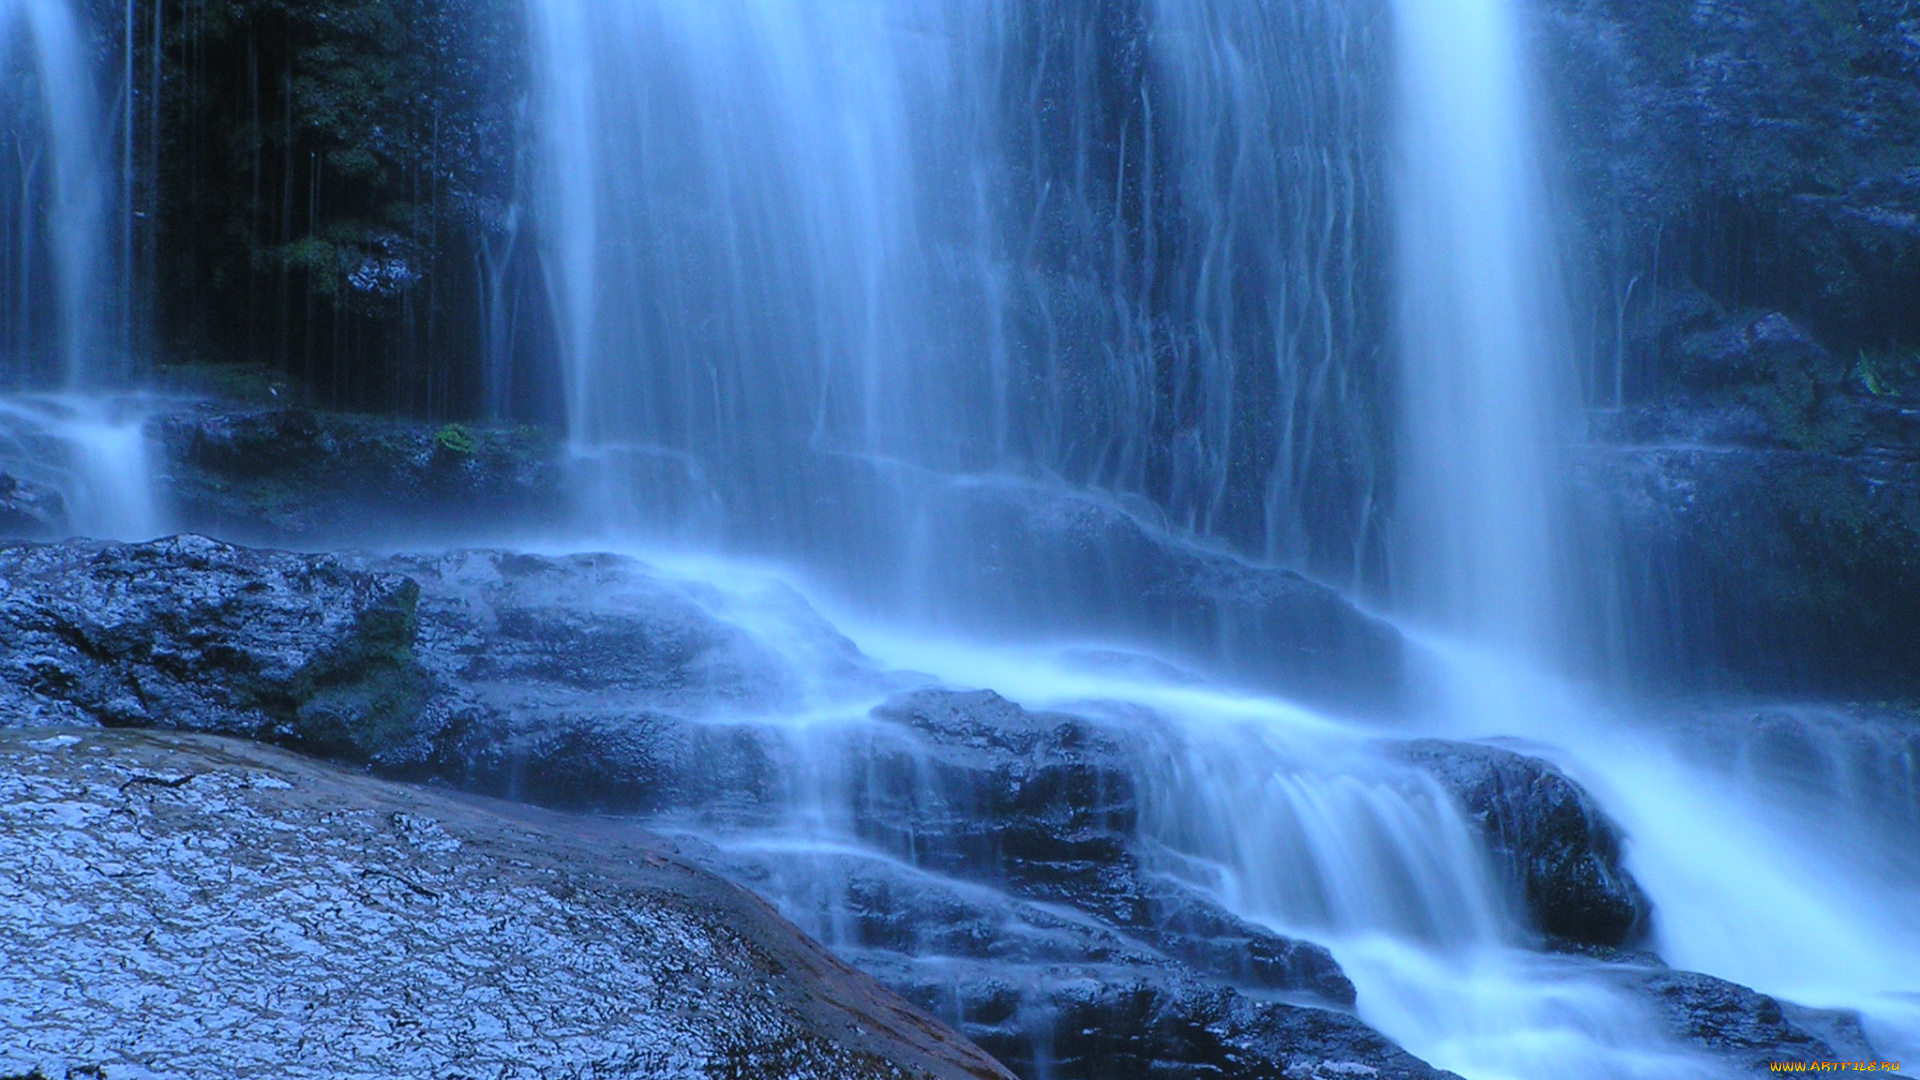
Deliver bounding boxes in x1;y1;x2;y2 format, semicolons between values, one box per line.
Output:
1539;0;1920;357
114;0;1920;694
1537;0;1920;693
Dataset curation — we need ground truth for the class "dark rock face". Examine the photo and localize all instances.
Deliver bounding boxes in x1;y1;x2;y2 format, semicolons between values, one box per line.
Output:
0;473;64;539
1537;0;1920;698
158;405;564;544
146;0;539;417
1576;376;1920;695
1397;740;1651;947
0;535;423;760
1539;0;1920;353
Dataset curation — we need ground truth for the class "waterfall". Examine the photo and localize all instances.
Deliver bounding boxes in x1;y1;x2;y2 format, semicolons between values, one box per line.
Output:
1388;0;1569;654
526;0;1392;594
0;0;111;389
0;0;159;541
519;2;1919;1077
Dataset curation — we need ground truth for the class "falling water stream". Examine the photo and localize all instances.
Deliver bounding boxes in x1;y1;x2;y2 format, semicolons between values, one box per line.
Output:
519;1;1919;1077
0;0;161;541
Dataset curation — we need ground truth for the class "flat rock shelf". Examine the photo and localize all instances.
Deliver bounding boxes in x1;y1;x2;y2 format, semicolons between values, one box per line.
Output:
0;727;1013;1080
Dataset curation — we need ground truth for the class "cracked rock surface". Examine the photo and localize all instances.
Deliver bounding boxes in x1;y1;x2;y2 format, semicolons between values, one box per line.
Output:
0;727;1012;1080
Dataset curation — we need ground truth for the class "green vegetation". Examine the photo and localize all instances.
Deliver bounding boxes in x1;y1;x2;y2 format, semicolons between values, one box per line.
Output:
432;422;478;456
1855;348;1918;399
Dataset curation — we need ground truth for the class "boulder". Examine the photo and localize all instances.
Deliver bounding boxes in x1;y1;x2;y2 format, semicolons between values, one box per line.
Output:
0;535;425;761
1396;739;1651;947
0;726;1012;1080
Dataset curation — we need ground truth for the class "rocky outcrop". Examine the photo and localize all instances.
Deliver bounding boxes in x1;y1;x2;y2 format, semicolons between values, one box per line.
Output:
157;405;565;545
1596;964;1881;1075
0;726;1011;1080
0;536;1422;1079
5;534;1876;1079
1397;740;1651;948
0;535;424;760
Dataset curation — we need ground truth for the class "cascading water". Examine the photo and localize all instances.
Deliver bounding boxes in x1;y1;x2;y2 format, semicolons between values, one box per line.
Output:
522;1;1918;1077
527;0;1392;597
0;0;161;541
0;0;109;388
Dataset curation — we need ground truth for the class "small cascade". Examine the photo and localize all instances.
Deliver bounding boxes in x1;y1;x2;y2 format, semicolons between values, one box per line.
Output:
0;394;162;540
0;0;159;543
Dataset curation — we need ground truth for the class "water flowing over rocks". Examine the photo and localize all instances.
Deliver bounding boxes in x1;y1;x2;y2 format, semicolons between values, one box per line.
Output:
1395;740;1651;948
1606;966;1880;1075
888;484;1409;717
0;726;1013;1080
3;534;1883;1077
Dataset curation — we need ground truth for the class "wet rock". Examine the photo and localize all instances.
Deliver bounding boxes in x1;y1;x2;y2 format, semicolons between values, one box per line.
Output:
0;726;1012;1080
718;847;1448;1080
906;484;1406;716
1397;739;1651;947
155;404;564;545
375;547;867;810
1600;965;1879;1074
866;688;1355;1005
0;473;65;539
867;957;1457;1080
1573;431;1920;696
0;535;425;761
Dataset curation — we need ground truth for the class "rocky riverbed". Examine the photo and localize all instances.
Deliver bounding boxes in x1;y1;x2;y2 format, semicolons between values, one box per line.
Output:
0;533;1883;1079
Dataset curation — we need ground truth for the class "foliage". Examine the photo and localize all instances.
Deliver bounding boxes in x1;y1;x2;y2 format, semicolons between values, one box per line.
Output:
148;0;530;414
432;422;477;456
